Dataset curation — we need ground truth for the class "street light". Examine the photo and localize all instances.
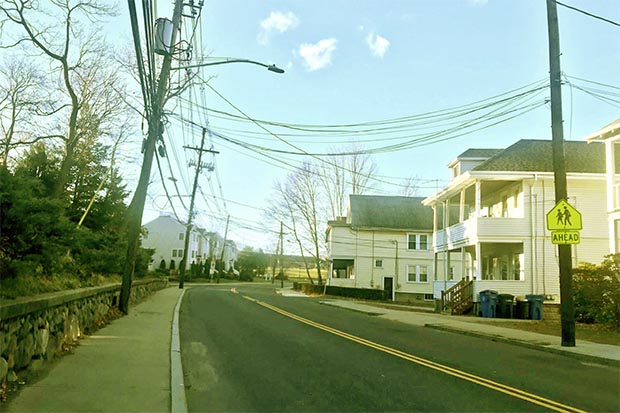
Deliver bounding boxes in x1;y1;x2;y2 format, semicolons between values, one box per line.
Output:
174;58;285;74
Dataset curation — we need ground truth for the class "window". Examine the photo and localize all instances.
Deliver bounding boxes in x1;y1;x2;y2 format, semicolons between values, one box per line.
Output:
178;232;185;241
482;253;523;281
424;293;434;301
407;234;430;250
375;259;383;268
419;266;428;282
191;251;195;258
407;265;429;283
172;249;184;258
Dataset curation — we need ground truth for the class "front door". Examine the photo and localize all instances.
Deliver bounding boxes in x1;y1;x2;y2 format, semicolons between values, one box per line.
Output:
383;277;394;301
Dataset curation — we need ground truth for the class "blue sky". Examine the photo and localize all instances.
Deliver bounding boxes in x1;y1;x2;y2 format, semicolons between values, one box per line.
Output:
127;0;619;251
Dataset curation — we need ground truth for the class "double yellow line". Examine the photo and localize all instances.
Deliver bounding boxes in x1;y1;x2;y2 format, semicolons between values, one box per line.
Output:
242;295;586;413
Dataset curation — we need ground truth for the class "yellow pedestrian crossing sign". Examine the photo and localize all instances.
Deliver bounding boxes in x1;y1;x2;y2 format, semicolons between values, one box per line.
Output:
546;200;582;231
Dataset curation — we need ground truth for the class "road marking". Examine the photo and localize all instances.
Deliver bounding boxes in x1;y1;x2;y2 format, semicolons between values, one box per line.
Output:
242;295;586;413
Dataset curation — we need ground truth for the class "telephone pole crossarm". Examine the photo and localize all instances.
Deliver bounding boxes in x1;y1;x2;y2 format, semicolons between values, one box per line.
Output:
183;145;220;154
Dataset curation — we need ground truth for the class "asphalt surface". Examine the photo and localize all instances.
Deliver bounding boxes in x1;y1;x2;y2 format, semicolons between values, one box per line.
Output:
179;283;620;412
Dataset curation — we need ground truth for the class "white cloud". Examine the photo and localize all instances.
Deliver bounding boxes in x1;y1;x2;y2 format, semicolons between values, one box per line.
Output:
258;11;299;44
298;38;337;71
366;33;390;58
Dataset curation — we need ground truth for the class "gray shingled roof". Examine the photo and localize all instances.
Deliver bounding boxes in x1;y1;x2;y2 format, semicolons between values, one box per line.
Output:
458;148;503;158
472;140;605;173
349;195;433;230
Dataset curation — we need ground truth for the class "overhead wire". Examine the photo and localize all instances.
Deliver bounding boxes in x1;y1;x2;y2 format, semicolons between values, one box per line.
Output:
553;0;620;28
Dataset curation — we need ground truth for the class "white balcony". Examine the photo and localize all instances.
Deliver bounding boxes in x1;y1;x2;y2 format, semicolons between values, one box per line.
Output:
434;217;528;250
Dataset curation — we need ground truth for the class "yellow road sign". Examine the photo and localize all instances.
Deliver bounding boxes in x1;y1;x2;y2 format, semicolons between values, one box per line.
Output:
551;230;580;245
546;200;582;230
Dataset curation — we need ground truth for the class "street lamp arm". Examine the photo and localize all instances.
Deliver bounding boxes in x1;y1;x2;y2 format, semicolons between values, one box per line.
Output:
174;58;285;73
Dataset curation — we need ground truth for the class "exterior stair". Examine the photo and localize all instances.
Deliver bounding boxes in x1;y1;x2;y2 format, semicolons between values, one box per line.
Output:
441;277;474;315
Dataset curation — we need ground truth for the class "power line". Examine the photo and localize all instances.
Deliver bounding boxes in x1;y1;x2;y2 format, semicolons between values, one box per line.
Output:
554;0;620;28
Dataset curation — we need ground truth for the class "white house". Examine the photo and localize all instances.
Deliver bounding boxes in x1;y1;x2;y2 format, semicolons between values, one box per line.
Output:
141;214;240;273
585;119;620;254
422;139;608;313
326;195;452;304
142;214;205;271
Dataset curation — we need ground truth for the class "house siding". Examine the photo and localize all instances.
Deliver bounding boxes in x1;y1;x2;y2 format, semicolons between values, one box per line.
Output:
328;225;450;299
426;174;607;303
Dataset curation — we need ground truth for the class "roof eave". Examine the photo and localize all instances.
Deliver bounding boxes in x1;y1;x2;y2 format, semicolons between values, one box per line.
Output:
584;119;620;142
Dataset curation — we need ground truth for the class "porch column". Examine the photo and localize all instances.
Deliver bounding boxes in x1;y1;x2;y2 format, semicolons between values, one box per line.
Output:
459;189;465;222
606;139;616;253
461;248;467;280
475;243;482;280
475;180;481;217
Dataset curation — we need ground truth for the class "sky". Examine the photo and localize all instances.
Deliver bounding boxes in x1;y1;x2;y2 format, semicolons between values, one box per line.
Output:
114;0;619;252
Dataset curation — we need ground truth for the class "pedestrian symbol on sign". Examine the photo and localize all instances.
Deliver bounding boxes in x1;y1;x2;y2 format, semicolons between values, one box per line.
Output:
546;200;582;231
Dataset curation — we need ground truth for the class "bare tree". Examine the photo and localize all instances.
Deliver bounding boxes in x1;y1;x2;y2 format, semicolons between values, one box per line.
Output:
1;0;116;197
267;162;327;284
346;144;377;196
320;144;378;220
0;58;57;167
399;175;420;197
319;155;346;219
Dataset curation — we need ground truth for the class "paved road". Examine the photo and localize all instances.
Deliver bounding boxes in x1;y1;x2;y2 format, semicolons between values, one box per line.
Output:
179;283;620;412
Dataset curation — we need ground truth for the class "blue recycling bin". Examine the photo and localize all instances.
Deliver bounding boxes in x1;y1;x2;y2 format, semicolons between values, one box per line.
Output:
479;290;498;318
526;294;544;320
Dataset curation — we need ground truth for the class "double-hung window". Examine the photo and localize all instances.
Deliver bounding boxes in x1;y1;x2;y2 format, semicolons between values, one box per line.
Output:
407;265;429;283
172;249;184;258
407;234;429;250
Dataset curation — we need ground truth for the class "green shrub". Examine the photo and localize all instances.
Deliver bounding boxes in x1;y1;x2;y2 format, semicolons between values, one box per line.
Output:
573;254;620;330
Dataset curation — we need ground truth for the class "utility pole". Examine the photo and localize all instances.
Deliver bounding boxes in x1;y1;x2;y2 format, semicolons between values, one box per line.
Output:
217;215;230;283
546;0;575;347
179;128;219;289
119;0;184;314
279;221;284;288
271;233;280;285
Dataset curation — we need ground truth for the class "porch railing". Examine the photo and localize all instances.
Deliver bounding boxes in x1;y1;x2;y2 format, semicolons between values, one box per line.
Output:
441;277;474;315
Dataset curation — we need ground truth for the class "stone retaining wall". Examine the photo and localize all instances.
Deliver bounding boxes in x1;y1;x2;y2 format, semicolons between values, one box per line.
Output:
0;278;168;384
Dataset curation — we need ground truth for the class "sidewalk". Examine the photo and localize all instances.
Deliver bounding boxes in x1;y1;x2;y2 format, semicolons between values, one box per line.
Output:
319;298;620;366
4;286;184;413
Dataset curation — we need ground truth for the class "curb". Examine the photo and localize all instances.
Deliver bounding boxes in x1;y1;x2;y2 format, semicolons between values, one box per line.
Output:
424;323;620;368
319;300;385;316
171;288;188;413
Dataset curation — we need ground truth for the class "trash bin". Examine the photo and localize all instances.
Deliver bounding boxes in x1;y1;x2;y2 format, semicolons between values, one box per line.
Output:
479;290;498;318
515;299;530;319
497;294;515;318
526;294;544;320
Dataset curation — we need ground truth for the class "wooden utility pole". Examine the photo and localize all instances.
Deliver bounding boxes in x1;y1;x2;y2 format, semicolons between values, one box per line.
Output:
179;128;219;289
279;221;284;288
119;0;184;314
271;233;280;284
546;0;575;347
217;215;230;283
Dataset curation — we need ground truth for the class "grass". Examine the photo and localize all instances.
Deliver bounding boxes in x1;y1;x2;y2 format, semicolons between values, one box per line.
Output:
463;317;620;346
